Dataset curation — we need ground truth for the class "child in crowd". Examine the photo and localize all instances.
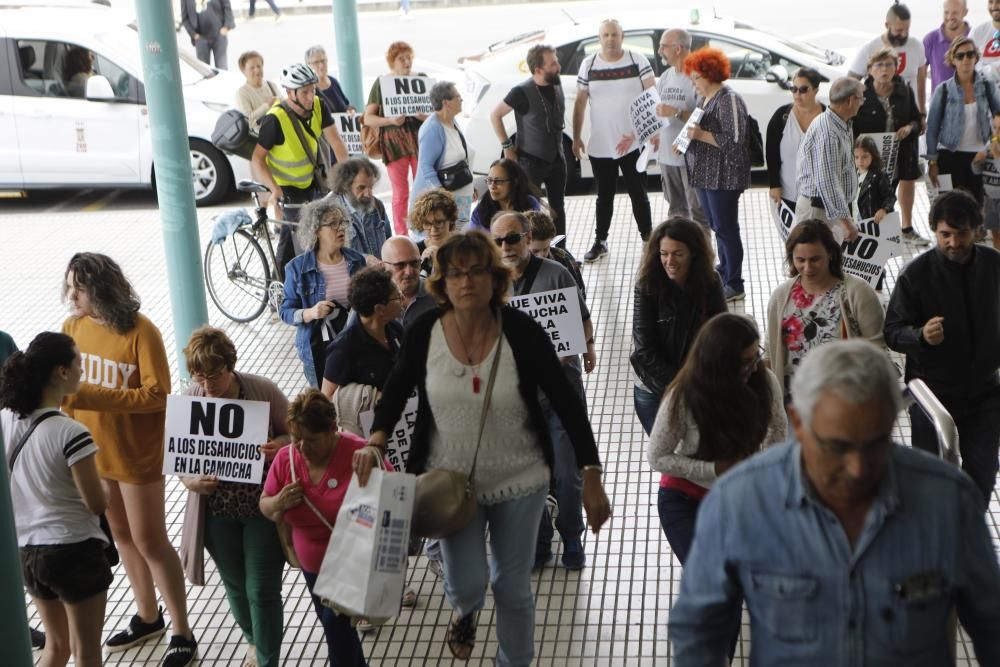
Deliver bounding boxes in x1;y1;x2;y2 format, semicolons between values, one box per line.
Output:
971;112;1000;251
854;136;895;291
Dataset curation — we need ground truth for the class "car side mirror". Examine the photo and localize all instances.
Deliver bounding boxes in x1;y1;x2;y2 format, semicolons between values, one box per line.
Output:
85;75;116;101
765;64;790;90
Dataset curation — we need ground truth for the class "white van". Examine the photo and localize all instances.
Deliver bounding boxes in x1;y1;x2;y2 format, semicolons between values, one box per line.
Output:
0;3;249;205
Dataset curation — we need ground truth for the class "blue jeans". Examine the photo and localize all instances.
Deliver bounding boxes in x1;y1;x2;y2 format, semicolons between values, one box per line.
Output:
301;571;367;667
633;385;661;436
697;188;744;292
537;367;585;554
440;488;547;667
657;487;700;565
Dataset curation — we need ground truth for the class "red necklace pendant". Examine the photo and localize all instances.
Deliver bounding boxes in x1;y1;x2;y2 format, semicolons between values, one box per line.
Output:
472;374;481;394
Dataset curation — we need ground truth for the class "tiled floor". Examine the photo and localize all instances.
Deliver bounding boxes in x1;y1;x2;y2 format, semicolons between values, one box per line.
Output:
3;181;994;665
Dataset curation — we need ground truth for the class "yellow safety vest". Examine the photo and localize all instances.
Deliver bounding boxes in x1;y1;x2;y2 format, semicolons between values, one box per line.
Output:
264;99;323;188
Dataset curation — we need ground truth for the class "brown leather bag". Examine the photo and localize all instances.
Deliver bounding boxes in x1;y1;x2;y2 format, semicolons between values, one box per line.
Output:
360;118;382;160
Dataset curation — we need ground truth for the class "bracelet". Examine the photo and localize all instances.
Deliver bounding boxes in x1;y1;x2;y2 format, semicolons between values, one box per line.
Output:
501;138;514;149
582;464;603;474
992;136;1000;144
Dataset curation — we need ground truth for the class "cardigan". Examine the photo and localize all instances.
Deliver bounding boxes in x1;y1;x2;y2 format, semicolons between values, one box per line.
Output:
371;306;600;475
765;274;886;385
765;102;825;189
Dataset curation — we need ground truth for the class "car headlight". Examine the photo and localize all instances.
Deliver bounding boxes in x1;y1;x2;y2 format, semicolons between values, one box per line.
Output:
203;101;229;112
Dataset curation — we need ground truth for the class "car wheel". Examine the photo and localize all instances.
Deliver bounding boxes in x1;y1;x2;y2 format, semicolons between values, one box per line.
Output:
189;139;232;206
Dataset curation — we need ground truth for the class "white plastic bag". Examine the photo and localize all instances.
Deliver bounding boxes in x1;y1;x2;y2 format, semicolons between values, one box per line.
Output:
312;467;415;619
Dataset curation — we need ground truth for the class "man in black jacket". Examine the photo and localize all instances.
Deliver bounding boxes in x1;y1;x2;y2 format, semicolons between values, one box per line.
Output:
884;189;1000;504
181;0;235;69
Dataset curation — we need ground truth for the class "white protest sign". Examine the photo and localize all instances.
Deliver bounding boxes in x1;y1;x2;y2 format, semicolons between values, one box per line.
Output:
379;75;435;117
982;156;1000;199
509;286;586;356
839;212;903;287
163;395;269;483
859;132;899;183
936;174;953;192
770;199;796;242
629;88;664;147
359;389;418;471
332;113;364;155
671;107;704;155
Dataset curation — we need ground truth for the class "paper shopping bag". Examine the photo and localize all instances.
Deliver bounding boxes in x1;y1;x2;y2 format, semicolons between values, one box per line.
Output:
312;467;415;619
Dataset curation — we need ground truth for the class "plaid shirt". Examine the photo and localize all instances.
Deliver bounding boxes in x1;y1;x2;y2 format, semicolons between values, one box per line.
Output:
796;109;858;221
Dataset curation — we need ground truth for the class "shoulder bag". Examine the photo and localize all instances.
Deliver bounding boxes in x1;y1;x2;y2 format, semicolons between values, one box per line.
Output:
412;319;503;539
8;410;119;567
436;124;474;192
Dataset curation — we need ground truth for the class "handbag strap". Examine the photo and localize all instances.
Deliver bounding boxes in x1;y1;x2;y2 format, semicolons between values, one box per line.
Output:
7;410;62;473
466;313;504;481
281;102;321;170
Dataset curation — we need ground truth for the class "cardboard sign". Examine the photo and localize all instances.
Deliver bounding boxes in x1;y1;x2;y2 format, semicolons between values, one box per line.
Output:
770;199;797;242
359;389;418;471
379;75;435;117
840;212;903;287
332;113;363;155
671;107;704;154
509;286;586;356
859;132;899;183
629;88;664;147
163;395;269;483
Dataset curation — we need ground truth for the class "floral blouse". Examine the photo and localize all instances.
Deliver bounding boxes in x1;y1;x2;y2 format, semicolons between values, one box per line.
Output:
781;278;845;393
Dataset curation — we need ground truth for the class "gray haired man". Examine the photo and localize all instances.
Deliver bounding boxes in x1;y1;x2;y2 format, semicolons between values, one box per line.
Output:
795;77;865;241
328;157;391;260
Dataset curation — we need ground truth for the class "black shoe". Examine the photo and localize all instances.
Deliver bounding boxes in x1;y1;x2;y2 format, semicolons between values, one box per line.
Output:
160;634;197;667
584;240;608;262
30;627;45;650
105;607;166;653
640;230;650;242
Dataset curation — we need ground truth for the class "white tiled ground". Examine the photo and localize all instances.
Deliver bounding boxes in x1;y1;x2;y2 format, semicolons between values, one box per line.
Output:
2;181;994;665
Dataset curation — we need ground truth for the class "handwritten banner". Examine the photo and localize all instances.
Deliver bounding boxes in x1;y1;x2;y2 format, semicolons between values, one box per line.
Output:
163;395;269;483
509;286;586;356
629;88;664;147
380;75;435;117
359;389;418;471
332;113;363;155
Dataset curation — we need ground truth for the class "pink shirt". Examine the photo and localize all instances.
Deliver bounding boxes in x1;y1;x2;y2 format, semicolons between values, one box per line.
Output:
263;432;366;573
318;259;350;304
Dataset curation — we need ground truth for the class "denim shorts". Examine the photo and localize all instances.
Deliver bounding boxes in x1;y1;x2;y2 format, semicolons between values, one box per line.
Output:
21;538;113;603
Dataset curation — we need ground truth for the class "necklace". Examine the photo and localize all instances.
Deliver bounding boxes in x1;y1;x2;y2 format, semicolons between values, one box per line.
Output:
453;318;486;394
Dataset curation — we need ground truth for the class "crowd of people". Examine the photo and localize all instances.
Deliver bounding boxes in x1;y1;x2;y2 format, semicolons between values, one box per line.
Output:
5;2;1000;665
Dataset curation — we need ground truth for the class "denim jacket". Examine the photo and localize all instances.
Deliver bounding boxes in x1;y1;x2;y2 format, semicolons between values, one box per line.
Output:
925;72;1000;160
280;247;366;376
332;193;391;259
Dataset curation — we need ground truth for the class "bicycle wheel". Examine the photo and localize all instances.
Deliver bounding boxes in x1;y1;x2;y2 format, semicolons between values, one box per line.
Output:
204;228;270;322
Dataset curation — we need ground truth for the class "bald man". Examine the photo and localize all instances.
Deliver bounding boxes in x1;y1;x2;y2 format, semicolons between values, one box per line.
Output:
380;236;437;328
925;0;971;91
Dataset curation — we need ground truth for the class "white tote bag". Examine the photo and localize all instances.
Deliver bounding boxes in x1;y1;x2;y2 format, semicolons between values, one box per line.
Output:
312;466;415;619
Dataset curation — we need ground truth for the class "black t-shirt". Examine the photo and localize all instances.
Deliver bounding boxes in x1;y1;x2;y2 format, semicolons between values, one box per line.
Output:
257;97;335;150
503;82;558;115
323;316;404;389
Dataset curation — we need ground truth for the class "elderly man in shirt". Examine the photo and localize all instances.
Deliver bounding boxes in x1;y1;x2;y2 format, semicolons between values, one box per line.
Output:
669;340;1000;666
380;235;437;329
795;77;864;241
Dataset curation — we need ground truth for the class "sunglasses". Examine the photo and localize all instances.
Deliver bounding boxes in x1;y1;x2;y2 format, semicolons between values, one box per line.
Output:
953;50;978;61
790;85;813;95
494;232;526;246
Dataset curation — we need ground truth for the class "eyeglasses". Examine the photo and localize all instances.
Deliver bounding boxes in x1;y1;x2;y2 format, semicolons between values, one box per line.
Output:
319;221;346;230
384;259;421;271
444;265;490;281
808;426;892;456
790;85;813;94
308;59;328;66
871;61;897;69
494;232;526;246
485;177;511;186
191;370;225;382
740;349;764;371
426;218;451;230
953;50;978;61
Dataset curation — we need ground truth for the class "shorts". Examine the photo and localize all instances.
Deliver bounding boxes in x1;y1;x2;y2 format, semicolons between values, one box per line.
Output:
985;198;1000;231
21;538;113;603
894;137;921;182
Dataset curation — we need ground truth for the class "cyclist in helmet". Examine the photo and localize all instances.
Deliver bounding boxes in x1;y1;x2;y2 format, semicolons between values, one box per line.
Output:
251;62;349;276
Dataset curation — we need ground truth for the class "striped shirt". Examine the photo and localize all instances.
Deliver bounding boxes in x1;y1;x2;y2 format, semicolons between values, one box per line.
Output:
796;109;858;221
319;259;350;305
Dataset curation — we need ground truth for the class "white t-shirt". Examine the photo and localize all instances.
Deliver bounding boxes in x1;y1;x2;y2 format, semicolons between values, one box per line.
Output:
577;50;655;158
656;67;698;167
440;124;474;225
1;408;104;547
972;21;1000;76
779;110;807;201
850;35;927;91
957;102;986;151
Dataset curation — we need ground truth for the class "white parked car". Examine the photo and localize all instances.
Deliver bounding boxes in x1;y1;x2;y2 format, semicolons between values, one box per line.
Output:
461;12;848;188
0;2;249;205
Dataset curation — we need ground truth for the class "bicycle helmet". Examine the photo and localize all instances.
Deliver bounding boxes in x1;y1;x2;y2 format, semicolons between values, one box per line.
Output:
280;63;319;90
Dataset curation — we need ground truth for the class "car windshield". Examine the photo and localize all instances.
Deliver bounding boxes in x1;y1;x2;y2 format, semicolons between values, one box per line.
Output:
96;25;217;85
733;22;844;65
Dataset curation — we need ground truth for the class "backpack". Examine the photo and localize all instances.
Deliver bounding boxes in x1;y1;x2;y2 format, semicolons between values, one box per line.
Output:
729;91;764;167
212;109;256;161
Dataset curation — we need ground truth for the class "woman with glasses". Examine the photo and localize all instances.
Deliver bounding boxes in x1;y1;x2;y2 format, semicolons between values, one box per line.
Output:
765;220;884;400
853;48;927;245
410;81;475;228
355;230;612;665
765;68;825;211
280;199;367;388
304;45;353;113
927;36;1000;204
410;188;459;276
647;313;784;563
468;159;544;230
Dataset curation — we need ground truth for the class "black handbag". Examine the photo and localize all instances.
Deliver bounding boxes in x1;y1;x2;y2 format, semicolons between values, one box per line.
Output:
8;410;119;567
436;126;473;191
308;300;350;386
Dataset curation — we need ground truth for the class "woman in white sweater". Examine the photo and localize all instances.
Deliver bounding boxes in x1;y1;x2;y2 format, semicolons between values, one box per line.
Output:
235;50;280;131
647;313;786;564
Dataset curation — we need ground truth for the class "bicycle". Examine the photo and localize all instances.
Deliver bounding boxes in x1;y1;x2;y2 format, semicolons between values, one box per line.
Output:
203;179;302;323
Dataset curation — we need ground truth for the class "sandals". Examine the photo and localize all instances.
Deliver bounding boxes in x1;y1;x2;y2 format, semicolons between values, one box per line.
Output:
401;587;418;608
446;612;477;661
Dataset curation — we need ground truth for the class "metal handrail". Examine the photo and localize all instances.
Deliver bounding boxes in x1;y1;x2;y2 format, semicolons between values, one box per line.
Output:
904;379;961;468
